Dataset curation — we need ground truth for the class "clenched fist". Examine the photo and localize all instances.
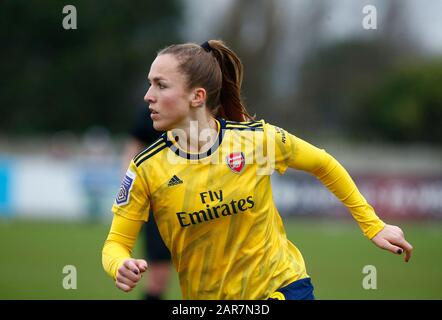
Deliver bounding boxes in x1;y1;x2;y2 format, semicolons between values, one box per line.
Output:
116;259;148;292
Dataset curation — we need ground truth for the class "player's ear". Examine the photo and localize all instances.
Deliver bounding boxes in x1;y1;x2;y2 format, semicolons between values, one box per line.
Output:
189;87;207;108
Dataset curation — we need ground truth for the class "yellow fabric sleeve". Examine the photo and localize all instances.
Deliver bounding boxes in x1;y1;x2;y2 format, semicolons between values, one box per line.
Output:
111;160;150;221
289;136;385;239
102;213;144;280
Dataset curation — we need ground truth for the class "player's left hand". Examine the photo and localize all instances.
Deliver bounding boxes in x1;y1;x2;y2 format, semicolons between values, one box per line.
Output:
371;224;413;262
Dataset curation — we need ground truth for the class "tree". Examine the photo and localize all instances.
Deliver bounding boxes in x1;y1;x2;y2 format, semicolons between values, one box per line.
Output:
0;0;183;134
356;59;442;144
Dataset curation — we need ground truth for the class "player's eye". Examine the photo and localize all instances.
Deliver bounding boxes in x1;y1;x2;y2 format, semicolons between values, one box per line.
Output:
158;83;166;89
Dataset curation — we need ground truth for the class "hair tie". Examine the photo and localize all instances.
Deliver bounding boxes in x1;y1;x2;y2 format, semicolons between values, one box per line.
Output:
200;41;212;52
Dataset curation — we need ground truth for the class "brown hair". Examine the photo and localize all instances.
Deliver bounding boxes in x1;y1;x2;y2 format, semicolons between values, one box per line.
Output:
158;40;253;122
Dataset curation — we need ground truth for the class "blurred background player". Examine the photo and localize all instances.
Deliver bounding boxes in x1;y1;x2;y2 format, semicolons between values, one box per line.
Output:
121;106;172;300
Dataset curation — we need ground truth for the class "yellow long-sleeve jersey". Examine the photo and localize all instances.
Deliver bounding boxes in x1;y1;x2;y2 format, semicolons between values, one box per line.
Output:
102;118;385;299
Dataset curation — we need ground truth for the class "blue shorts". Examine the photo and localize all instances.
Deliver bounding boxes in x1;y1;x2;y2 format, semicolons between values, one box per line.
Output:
268;277;315;300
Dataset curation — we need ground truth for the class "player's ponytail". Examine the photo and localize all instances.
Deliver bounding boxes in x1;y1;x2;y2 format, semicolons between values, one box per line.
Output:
158;40;253;122
206;40;253;121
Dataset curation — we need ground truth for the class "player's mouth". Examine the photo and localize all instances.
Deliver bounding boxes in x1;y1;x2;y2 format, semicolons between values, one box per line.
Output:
150;109;160;120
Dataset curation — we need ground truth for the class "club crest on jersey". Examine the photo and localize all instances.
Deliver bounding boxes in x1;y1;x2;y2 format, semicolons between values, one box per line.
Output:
226;152;245;174
115;169;136;205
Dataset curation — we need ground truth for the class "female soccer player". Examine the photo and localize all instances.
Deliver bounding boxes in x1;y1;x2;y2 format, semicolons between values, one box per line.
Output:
102;40;413;300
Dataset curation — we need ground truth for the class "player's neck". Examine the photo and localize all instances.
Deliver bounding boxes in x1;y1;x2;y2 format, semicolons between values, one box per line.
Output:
171;114;218;154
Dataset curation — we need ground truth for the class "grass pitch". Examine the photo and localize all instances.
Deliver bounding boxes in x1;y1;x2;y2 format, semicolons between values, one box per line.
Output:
0;217;440;299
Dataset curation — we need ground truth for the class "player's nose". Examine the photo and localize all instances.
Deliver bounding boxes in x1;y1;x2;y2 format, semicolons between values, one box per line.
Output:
144;87;156;104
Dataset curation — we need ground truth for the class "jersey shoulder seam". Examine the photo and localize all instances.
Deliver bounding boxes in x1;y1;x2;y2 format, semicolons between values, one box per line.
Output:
133;133;167;167
224;119;264;131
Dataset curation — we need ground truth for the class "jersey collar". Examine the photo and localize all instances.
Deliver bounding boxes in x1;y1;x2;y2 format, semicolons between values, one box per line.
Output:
165;118;226;160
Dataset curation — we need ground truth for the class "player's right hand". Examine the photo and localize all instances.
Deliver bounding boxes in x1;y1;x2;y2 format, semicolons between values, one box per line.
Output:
116;258;148;292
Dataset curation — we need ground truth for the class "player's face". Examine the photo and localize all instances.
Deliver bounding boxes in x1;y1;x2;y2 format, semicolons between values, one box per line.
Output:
144;54;193;131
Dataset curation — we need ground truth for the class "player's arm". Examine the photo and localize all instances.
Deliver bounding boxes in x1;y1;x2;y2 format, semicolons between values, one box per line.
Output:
102;213;148;292
102;160;151;291
266;123;413;262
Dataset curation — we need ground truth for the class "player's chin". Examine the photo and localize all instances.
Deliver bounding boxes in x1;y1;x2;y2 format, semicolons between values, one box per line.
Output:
152;119;170;132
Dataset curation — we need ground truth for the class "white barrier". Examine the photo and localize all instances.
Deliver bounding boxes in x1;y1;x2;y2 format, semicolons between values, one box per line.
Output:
1;149;442;220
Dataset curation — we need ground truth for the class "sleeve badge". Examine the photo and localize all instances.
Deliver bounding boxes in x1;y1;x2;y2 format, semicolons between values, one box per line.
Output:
115;169;136;205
